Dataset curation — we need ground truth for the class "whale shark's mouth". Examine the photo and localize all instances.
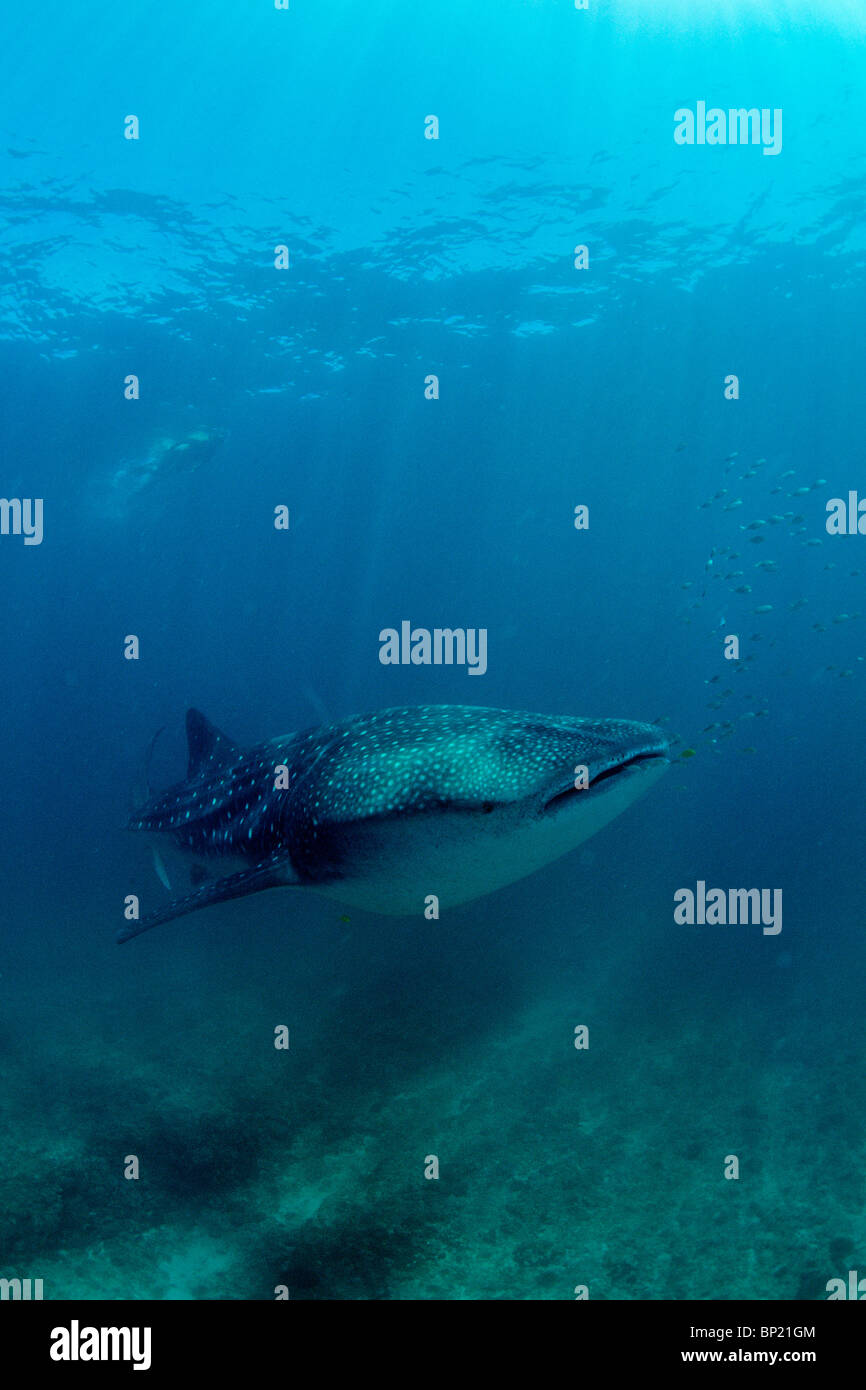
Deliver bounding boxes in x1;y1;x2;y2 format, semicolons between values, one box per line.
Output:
543;751;669;814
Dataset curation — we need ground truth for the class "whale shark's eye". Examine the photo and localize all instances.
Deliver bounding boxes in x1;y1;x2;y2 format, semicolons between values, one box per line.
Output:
481;801;495;814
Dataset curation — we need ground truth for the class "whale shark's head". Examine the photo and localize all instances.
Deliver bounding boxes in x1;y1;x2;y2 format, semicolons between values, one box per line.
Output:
453;709;670;835
518;713;670;817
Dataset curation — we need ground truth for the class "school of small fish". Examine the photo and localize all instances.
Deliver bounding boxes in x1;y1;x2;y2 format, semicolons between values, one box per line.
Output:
668;450;862;763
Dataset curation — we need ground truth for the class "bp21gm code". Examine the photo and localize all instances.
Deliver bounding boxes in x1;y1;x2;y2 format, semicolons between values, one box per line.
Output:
691;1327;815;1340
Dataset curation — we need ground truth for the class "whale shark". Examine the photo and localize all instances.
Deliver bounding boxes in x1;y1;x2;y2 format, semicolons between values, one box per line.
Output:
119;705;670;943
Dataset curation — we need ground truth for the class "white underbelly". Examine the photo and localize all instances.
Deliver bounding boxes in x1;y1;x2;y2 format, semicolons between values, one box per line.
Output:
303;808;585;915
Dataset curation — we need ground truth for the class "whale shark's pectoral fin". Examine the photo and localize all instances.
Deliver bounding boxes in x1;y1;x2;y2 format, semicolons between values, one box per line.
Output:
117;857;294;944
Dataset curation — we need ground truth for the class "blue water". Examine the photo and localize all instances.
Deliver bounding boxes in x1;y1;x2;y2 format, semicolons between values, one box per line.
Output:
1;0;864;1300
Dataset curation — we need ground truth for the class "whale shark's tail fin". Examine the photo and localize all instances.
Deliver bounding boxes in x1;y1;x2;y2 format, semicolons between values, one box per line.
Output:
117;855;293;943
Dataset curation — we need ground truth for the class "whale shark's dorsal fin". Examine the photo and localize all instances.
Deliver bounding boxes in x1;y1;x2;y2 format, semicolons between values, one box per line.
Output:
185;708;239;778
